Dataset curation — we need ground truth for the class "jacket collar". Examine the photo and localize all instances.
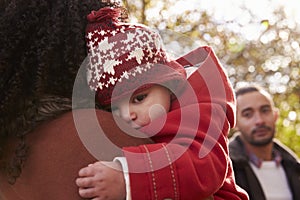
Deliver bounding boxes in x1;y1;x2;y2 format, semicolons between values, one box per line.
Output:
247;148;282;168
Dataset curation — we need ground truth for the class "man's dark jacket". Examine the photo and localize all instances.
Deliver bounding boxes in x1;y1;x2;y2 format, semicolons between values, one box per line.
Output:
229;134;300;200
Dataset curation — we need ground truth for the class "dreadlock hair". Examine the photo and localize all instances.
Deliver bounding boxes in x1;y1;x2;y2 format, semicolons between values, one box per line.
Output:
0;0;127;184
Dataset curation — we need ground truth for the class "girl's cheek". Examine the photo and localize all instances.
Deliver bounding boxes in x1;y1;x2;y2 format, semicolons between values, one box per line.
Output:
149;104;167;120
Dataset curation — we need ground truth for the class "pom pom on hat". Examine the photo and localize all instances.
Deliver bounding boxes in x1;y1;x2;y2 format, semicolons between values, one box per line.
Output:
85;7;187;106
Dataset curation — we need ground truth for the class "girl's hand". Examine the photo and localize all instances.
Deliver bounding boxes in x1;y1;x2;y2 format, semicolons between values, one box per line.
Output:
76;161;126;200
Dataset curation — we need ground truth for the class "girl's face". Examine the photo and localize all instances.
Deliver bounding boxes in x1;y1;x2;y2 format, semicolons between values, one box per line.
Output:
110;85;171;129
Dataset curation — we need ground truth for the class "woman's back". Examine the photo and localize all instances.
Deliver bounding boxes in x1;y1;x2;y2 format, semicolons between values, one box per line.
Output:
0;0;144;198
0;109;151;199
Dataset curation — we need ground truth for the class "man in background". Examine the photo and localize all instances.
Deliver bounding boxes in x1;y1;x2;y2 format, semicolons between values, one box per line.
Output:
229;84;300;200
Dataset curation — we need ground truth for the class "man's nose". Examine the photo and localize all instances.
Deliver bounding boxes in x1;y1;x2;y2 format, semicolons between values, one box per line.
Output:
254;112;265;125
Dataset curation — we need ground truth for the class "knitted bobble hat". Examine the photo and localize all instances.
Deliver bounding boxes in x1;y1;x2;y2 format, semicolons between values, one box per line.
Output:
85;7;187;107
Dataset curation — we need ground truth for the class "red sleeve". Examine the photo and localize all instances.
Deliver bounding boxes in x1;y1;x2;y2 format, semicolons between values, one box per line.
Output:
123;46;248;200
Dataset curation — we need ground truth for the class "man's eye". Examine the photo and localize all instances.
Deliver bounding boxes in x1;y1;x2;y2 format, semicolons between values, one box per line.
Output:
262;108;271;114
242;112;253;118
133;94;147;103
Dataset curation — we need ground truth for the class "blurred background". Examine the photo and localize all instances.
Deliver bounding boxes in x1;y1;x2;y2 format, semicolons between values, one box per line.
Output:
122;0;300;156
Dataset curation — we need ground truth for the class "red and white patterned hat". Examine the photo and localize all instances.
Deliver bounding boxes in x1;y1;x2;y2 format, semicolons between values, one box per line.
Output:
85;7;187;106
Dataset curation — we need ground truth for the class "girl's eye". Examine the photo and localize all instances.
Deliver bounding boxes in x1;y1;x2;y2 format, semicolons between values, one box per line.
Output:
133;94;147;103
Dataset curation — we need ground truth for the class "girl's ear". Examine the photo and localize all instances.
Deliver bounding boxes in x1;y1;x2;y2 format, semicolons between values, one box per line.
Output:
170;92;176;101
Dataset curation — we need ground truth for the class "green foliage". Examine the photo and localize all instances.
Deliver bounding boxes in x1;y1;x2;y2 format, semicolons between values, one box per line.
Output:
123;0;300;157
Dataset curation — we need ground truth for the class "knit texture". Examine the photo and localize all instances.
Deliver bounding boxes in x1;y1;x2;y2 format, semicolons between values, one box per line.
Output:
85;7;186;106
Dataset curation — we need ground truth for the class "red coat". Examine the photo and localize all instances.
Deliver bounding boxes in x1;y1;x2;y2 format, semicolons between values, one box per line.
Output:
123;46;249;200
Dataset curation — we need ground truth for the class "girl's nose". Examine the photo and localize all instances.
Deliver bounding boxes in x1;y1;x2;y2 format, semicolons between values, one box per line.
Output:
117;104;137;123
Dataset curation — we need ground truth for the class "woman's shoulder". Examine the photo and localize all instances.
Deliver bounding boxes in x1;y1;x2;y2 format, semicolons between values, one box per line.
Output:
0;109;151;199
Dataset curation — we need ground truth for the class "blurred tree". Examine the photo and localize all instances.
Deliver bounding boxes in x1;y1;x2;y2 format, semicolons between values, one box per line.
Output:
123;0;300;157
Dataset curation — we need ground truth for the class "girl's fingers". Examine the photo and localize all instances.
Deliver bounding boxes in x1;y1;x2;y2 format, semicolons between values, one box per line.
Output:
76;177;95;188
78;187;97;198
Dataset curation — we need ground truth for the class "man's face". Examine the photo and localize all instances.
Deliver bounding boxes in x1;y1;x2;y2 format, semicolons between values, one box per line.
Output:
110;85;171;129
236;91;278;146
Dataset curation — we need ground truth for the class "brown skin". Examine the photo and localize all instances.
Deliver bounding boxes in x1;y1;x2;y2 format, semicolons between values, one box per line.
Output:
235;91;279;161
0;109;152;200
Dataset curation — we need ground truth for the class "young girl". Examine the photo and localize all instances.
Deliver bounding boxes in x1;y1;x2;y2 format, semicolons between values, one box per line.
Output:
76;7;249;200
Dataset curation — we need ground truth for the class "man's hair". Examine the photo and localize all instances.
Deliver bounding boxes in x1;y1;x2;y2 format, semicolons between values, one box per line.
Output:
236;83;268;96
235;84;274;106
